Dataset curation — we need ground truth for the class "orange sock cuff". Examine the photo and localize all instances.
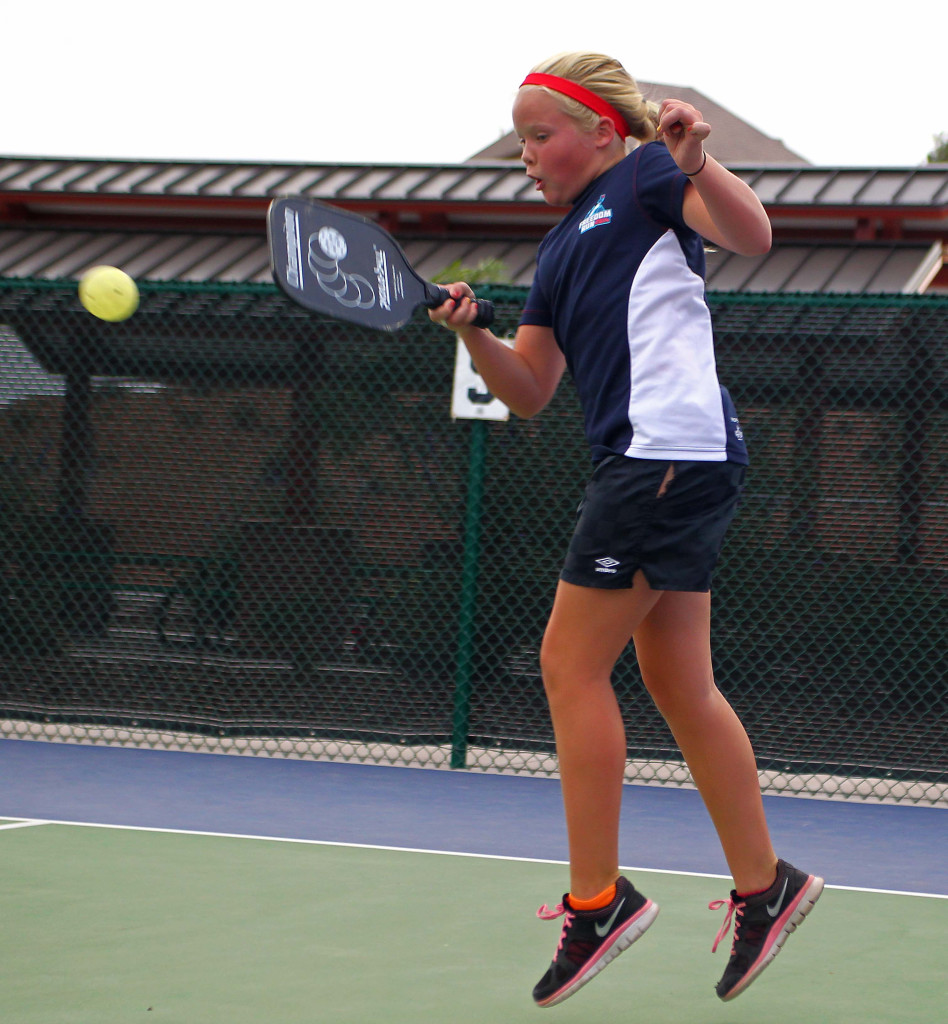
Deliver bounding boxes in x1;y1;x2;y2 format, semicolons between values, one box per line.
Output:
569;883;617;911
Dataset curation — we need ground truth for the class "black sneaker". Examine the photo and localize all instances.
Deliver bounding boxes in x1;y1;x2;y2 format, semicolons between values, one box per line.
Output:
709;859;824;1001
532;876;659;1008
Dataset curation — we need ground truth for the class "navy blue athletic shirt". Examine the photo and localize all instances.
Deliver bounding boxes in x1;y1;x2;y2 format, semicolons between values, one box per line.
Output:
520;141;748;466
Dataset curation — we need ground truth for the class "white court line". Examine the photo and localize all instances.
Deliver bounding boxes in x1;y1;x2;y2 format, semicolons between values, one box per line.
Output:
0;819;50;830
3;816;946;901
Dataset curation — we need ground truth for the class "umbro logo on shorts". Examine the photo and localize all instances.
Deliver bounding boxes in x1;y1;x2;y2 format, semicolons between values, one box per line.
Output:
595;557;620;573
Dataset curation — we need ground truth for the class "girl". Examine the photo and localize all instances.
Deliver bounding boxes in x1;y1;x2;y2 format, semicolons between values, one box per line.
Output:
429;52;823;1007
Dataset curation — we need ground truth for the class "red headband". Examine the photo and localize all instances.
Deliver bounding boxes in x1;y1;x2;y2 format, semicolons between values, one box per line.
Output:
520;72;630;139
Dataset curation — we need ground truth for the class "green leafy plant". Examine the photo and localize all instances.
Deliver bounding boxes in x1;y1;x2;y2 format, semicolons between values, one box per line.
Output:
431;258;511;285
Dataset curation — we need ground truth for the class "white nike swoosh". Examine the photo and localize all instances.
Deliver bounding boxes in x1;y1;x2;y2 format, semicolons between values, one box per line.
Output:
766;878;789;917
594;897;627;938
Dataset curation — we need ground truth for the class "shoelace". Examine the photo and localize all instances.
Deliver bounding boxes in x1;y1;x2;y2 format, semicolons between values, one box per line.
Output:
537;902;566;920
708;896;746;953
537;901;574;956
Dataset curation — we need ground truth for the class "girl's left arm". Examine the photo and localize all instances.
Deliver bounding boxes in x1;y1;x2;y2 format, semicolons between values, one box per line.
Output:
659;99;772;257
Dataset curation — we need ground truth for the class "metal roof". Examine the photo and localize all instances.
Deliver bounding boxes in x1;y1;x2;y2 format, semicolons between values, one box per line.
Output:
0;157;539;210
1;155;946;294
0;226;939;294
704;240;943;294
2;156;947;211
0;228;274;284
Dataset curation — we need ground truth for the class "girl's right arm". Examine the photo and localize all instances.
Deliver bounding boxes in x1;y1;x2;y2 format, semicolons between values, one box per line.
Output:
429;287;566;419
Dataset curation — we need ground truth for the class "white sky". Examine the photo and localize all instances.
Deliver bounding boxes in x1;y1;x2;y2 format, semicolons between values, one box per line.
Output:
6;1;945;169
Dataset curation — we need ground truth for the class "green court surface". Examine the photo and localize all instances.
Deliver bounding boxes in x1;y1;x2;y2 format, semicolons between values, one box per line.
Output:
2;822;944;1023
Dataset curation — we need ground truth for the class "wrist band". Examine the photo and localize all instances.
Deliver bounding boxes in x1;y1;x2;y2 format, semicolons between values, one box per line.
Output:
684;151;707;176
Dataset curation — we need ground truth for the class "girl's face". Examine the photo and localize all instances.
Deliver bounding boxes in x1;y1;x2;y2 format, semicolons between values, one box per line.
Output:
512;87;617;207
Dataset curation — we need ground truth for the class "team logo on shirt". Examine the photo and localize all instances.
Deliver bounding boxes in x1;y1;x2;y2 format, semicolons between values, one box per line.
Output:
579;194;613;234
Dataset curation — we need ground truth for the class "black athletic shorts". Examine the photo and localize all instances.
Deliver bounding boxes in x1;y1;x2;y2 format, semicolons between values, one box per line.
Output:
560;456;746;592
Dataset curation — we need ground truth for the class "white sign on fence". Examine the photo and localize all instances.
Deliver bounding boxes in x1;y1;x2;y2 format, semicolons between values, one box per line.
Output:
451;337;510;421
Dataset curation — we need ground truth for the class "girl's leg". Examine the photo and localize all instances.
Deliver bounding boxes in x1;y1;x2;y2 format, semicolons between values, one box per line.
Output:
632;589;777;894
540;574;663;900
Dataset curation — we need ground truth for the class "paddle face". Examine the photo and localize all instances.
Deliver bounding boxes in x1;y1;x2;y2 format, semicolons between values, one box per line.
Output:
268;197;446;332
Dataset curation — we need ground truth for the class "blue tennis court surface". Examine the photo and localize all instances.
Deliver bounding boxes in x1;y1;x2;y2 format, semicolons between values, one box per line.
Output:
2;737;945;896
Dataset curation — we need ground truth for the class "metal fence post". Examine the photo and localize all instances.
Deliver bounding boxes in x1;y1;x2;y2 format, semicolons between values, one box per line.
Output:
450;418;487;769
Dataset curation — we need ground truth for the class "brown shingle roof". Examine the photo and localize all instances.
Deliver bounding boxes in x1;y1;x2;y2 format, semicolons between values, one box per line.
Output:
1;226;940;294
468;82;810;165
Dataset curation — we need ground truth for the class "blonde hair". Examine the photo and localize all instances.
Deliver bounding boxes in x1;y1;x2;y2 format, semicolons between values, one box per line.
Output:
527;52;660;146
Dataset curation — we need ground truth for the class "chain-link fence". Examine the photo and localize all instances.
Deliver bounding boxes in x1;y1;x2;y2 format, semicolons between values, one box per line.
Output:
1;279;945;804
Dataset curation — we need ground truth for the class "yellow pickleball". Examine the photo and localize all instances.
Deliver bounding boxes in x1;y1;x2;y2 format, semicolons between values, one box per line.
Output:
78;265;140;322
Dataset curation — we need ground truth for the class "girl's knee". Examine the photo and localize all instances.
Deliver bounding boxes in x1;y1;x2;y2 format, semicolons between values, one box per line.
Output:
539;627;593;689
539;636;568;698
648;676;724;725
